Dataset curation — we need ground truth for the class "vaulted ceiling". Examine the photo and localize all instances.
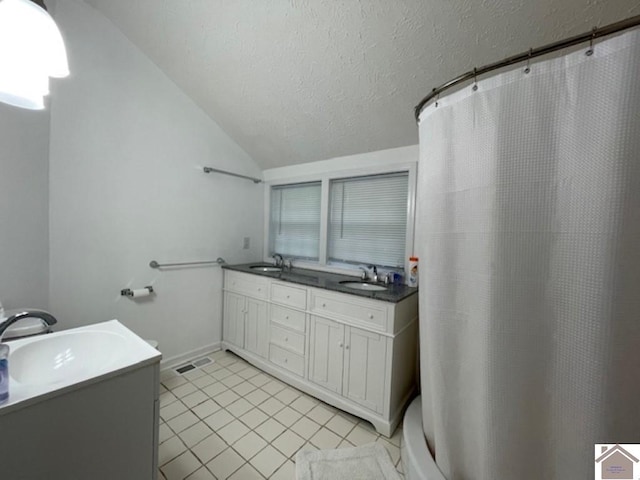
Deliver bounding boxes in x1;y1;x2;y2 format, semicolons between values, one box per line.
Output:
83;0;638;169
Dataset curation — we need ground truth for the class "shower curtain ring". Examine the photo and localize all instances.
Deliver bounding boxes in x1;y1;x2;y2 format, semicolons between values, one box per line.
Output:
586;26;597;56
435;92;440;108
524;48;532;74
472;68;478;91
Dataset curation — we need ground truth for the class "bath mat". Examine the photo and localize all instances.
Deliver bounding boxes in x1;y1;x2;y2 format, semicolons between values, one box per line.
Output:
295;443;401;480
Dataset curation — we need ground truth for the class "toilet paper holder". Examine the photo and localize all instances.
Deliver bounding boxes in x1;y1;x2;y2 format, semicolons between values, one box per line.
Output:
121;286;155;297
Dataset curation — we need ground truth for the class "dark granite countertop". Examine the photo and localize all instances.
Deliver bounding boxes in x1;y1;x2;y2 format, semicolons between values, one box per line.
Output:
222;263;418;303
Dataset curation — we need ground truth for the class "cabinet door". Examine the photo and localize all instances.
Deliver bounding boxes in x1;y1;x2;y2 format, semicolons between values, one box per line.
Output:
244;298;268;358
343;326;387;413
223;292;245;348
308;316;344;394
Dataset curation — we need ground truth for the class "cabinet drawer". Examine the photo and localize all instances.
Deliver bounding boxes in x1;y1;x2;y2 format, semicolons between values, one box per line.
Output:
270;304;306;333
225;271;268;299
269;344;305;377
309;290;388;332
270;324;305;356
271;282;307;309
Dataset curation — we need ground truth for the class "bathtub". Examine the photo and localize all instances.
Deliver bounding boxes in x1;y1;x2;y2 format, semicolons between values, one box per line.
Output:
401;396;446;480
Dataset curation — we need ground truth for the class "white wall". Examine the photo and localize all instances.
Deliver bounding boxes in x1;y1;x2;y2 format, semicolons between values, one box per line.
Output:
263;145;418;183
0;103;50;310
48;0;264;363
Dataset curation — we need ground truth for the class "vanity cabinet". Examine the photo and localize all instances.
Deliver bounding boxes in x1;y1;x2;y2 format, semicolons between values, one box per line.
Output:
308;317;387;414
223;271;269;357
223;292;245;349
0;321;161;480
268;282;307;377
308;315;344;394
342;325;387;413
244;297;268;358
223;290;268;358
222;269;418;436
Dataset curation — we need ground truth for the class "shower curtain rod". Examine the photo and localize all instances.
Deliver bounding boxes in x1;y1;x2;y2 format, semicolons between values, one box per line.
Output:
414;14;640;121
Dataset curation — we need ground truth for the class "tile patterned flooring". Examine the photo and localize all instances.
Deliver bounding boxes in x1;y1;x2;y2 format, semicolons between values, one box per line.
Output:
158;350;405;480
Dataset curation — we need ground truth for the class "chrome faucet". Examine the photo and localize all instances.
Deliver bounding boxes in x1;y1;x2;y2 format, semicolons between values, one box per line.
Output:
272;253;284;268
358;266;369;280
368;265;378;283
0;310;58;342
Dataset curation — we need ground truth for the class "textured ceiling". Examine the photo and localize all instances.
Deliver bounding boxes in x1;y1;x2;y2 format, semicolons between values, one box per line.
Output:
82;0;639;169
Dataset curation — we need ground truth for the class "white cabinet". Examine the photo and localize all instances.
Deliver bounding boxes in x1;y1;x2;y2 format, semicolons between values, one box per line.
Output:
0;363;159;480
222;275;269;358
308;316;344;394
223;291;245;349
222;269;418;437
268;285;307;377
342;326;386;414
244;297;268;358
223;278;268;358
269;343;305;377
309;316;386;414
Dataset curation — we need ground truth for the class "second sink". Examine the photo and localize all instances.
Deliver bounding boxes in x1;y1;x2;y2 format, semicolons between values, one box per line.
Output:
339;281;388;291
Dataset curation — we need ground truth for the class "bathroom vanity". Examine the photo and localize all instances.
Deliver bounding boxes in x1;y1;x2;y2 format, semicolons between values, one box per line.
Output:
221;264;418;436
0;320;162;480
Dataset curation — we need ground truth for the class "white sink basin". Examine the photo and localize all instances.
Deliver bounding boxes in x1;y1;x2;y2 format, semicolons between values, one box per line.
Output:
10;330;129;386
340;281;388;291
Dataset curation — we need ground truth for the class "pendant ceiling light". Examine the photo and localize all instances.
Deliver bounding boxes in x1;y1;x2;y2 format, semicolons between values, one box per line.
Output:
0;0;69;110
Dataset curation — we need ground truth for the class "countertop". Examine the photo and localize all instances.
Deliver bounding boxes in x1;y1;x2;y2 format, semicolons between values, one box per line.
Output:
223;263;418;303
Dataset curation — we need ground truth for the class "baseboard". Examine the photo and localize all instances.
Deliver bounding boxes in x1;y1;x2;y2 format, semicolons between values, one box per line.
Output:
160;342;222;371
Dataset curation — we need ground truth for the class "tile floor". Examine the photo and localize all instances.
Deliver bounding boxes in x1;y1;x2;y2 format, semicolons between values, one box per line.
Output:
158;350;405;480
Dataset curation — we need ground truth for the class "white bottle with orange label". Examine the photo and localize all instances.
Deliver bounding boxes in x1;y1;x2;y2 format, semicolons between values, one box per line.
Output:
408;256;419;287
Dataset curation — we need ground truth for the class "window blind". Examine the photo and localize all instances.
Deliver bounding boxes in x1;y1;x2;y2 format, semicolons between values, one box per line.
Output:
269;182;321;260
328;172;408;269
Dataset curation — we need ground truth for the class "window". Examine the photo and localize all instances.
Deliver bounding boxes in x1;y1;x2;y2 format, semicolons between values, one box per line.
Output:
267;166;414;272
328;172;408;269
269;182;321;260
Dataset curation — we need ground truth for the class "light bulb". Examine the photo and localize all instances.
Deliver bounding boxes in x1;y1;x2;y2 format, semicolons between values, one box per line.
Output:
0;0;69;110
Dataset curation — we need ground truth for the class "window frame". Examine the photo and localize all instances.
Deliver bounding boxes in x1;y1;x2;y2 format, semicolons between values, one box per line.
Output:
268;181;322;261
263;162;417;275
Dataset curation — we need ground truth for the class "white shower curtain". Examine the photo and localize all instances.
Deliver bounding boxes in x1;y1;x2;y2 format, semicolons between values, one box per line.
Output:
416;29;640;480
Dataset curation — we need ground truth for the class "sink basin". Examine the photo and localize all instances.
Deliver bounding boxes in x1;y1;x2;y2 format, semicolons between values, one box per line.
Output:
9;330;129;386
339;281;388;291
250;265;282;272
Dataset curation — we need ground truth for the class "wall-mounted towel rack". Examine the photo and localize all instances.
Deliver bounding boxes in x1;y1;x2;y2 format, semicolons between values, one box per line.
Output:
149;257;226;269
203;166;262;184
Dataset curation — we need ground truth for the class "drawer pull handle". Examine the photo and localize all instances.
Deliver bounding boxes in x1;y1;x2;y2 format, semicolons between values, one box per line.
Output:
284;358;288;363
286;295;290;299
368;313;374;319
339;342;344;348
322;303;326;308
258;288;262;291
285;337;288;342
285;315;289;319
345;345;350;350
